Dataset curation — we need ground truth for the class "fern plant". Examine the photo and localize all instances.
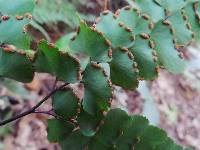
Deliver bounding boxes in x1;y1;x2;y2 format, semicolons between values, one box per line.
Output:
0;0;199;149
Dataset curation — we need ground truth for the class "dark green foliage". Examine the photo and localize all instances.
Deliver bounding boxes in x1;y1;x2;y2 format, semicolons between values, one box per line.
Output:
117;7;151;34
0;0;34;49
96;11;134;48
154;138;183;150
168;11;193;45
0;17;30;49
110;48;139;89
0;0;35;82
82;63;112;115
1;0;200;149
47;119;74;142
135;0;165;22
70;21;111;62
89;109;131;150
134;126;167;150
0;48;34;83
77;110;103;137
154;0;186;12
34;40;81;83
52;88;79;119
52;108;187;150
115;115;149;149
130;36;158;80
56;32;75;52
60;130;90;150
150;21;186;73
184;3;200;40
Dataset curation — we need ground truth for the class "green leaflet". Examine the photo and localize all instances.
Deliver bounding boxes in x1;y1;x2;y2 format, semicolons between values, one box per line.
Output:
70;21;111;62
56;32;76;52
89;109;131;150
0;0;34;82
82;63;112;115
184;148;193;150
0;0;35;15
34;40;81;83
77;109;103;137
150;21;186;73
57;109;184;150
196;1;200;16
96;11;134;48
117;7;151;34
135;0;165;22
184;2;200;40
109;48;139;89
90;109;177;150
60;130;90;150
0;48;34;83
0;0;34;49
56;32;90;70
135;126;167;150
0;17;30;49
115;115;149;150
52;89;79;120
154;0;186;12
168;11;193;45
47;119;74;142
153;138;183;150
130;36;158;80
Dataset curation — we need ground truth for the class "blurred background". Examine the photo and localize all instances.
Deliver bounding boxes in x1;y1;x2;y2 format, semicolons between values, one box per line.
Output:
0;0;200;149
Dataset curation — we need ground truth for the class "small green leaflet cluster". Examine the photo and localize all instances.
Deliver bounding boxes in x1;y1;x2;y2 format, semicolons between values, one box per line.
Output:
0;0;35;83
0;0;199;149
0;0;81;84
49;108;188;150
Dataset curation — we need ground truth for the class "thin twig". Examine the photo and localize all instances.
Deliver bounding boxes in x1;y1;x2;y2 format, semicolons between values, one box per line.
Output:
33;111;59;119
0;83;69;127
34;111;78;126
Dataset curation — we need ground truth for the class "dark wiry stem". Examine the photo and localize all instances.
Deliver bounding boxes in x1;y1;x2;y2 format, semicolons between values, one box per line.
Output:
33;110;60;119
0;83;69;127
